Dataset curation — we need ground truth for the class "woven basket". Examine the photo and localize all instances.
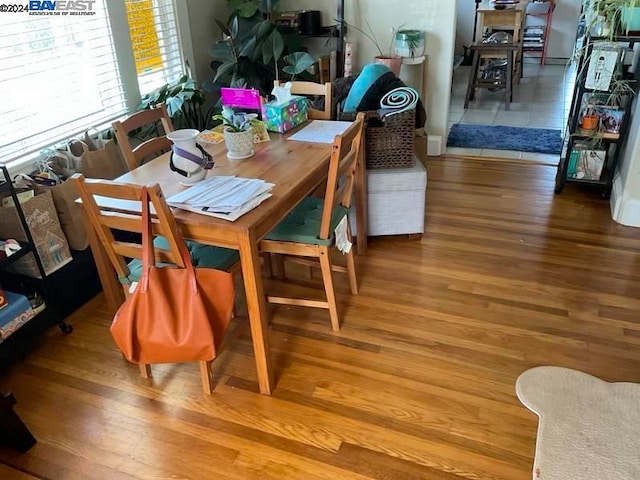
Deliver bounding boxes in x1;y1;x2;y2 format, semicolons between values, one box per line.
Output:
340;109;415;169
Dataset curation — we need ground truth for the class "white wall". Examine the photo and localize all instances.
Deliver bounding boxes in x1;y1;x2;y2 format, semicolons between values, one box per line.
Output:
279;0;456;148
545;0;581;60
178;0;229;85
611;95;640;227
455;0;475;55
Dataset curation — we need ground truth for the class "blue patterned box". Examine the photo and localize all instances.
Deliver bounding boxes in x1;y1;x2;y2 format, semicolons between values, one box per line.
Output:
261;96;309;133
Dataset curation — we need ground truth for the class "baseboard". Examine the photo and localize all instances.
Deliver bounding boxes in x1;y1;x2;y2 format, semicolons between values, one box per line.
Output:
427;135;443;156
611;175;640;227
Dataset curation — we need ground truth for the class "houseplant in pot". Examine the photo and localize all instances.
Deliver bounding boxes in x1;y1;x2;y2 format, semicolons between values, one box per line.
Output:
345;20;403;75
589;0;640;36
213;107;263;160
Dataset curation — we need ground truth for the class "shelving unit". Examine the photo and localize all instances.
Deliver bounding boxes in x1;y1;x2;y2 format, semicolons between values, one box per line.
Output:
0;166;73;345
523;0;556;65
555;35;640;198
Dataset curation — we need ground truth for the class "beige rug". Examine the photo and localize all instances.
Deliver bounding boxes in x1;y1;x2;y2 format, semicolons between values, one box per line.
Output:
516;367;640;480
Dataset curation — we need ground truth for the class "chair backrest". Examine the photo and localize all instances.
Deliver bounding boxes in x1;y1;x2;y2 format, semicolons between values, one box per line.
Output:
318;112;365;240
112;105;175;171
274;80;332;120
71;173;186;284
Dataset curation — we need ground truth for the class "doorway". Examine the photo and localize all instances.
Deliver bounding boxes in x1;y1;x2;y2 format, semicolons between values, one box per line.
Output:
446;0;582;162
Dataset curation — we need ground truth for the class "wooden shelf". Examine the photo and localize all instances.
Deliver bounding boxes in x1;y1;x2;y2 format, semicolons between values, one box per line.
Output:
573;129;621;140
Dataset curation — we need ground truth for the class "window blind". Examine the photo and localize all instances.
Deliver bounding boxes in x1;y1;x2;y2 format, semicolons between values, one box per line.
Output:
0;0;185;167
0;0;128;165
125;0;184;95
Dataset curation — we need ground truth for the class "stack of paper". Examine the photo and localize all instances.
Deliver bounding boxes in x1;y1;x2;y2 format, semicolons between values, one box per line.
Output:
167;176;274;221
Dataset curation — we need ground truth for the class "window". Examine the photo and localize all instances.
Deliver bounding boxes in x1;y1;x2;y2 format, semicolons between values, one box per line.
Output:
0;0;184;167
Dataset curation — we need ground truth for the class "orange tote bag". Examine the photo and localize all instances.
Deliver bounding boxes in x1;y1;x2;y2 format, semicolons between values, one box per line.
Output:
110;188;235;364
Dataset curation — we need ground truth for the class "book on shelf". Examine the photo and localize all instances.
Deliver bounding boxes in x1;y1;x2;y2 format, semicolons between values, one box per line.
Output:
567;148;606;181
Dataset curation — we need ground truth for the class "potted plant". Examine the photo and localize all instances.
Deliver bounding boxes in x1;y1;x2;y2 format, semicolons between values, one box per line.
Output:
589;0;640;36
344;20;403;75
212;107;263;159
139;66;214;131
394;30;425;59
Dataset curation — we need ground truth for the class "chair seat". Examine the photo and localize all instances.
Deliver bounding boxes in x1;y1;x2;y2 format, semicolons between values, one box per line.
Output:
127;237;239;282
265;197;349;246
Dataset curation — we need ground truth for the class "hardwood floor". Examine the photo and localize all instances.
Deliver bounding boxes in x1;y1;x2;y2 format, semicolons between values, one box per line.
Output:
1;157;639;480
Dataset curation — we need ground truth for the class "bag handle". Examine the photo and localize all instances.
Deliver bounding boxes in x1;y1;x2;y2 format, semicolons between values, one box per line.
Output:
139;187;198;294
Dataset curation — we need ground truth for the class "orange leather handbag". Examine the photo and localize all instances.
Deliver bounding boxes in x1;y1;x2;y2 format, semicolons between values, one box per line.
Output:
110;188;235;364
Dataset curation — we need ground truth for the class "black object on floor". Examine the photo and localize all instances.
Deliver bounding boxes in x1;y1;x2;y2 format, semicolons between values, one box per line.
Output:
0;392;36;453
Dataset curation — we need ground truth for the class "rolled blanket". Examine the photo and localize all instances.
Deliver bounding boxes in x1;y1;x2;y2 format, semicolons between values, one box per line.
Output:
379;87;419;117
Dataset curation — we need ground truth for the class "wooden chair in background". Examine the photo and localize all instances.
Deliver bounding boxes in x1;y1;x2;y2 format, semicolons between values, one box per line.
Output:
274;80;333;120
259;113;365;331
112;105;174;171
71;175;240;393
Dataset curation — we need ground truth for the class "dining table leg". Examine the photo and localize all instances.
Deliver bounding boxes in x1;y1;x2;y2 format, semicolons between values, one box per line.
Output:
238;229;274;395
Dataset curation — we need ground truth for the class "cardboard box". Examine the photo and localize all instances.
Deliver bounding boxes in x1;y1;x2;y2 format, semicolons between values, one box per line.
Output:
261;96;309;133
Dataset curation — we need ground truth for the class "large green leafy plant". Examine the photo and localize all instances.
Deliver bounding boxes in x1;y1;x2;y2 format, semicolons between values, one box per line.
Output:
205;0;307;95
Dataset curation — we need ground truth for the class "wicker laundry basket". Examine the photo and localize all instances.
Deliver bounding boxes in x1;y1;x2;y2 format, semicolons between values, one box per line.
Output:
340;109;415;169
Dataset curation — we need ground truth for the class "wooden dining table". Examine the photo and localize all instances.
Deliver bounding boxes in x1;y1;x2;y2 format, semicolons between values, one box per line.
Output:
82;125;368;395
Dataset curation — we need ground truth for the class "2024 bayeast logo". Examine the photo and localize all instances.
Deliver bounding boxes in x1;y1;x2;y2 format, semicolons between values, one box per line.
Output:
29;1;96;15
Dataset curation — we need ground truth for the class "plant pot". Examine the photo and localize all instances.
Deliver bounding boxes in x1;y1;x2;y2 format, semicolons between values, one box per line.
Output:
374;55;402;76
581;114;599;131
224;127;254;160
394;30;425;58
621;7;640;33
166;129;207;186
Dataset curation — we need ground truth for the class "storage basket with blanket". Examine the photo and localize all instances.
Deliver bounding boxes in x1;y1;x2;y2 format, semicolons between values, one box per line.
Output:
336;64;426;169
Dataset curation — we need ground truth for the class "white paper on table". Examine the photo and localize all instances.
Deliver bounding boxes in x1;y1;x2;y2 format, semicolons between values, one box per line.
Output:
167;176;275;221
287;120;353;144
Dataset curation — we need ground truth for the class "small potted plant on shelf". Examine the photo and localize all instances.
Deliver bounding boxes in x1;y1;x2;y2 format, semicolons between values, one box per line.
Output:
588;0;640;36
212;107;263;160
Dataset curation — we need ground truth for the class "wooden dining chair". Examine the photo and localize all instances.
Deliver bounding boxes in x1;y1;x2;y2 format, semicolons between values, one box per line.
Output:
112;105;174;171
259;113;365;331
71;174;240;393
274;80;333;120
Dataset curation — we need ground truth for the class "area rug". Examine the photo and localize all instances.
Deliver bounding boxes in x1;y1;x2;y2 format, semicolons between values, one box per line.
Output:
447;124;563;154
516;367;640;480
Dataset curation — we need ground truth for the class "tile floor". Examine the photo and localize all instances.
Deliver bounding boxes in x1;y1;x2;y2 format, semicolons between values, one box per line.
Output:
447;62;576;163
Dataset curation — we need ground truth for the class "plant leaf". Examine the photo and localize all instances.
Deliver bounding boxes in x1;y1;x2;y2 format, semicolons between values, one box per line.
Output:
230;16;239;39
239;37;257;57
254;19;272;40
283;51;315;75
214;61;236;82
271;29;284;62
209;41;233;62
262;33;274;64
166;96;184;117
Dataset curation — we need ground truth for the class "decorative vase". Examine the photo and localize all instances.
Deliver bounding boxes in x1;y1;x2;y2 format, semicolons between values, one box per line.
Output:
166;129;210;186
374;55;402;76
224;127;254;160
394;30;425;58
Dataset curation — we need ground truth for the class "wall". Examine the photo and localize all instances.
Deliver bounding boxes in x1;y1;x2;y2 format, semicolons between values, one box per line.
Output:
611;95;640;227
278;0;456;150
178;0;229;86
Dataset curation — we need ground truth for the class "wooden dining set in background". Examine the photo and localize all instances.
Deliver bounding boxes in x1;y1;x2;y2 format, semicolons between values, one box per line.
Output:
74;85;369;396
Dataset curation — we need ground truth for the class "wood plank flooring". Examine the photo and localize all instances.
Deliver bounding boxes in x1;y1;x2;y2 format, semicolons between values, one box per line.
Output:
1;157;639;480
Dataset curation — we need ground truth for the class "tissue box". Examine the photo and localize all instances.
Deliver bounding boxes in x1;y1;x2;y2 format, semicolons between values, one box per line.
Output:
261;96;309;133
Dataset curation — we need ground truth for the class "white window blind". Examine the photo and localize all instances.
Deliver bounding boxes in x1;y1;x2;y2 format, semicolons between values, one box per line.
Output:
0;0;185;167
125;0;184;95
0;0;127;165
